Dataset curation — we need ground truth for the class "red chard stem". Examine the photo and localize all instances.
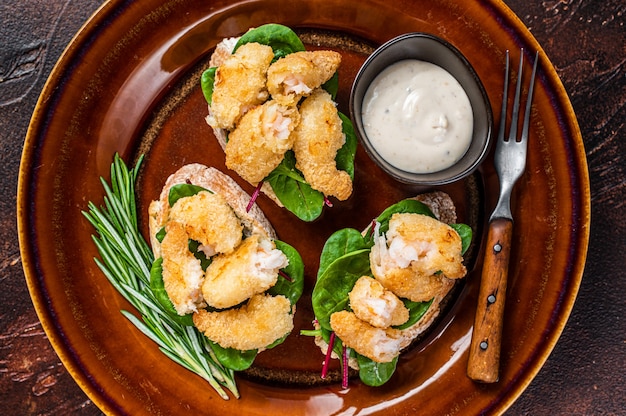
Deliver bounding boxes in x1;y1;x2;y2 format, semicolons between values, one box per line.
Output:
246;182;263;212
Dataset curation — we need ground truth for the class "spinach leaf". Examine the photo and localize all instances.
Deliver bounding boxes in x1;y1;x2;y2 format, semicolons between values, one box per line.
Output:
374;199;434;233
450;223;473;255
168;183;210;207
267;240;304;305
200;67;217;105
394;298;434;330
148;258;194;326
357;354;398;386
234;23;305;61
207;339;257;371
155;226;166;243
322;72;339;100
336;112;358;180
265;151;325;222
312;247;372;331
265;111;357;222
188;239;212;271
317;228;371;279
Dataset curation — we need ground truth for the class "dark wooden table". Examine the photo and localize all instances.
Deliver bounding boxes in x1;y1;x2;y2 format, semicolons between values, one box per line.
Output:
1;1;624;414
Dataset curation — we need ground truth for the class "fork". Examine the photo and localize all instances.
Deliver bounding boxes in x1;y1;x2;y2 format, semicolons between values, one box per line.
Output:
467;49;539;383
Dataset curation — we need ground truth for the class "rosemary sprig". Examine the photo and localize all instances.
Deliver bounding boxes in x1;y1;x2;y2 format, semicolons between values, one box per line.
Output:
82;153;239;400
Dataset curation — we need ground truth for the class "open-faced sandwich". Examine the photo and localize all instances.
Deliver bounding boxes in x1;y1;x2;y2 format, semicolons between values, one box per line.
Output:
148;163;304;370
200;23;357;222
304;192;472;387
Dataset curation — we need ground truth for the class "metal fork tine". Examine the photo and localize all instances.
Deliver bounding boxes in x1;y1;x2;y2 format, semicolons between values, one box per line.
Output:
507;50;525;142
521;51;539;142
498;51;510;142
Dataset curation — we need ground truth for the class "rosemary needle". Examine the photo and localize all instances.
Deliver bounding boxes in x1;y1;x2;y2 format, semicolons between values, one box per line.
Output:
82;153;239;400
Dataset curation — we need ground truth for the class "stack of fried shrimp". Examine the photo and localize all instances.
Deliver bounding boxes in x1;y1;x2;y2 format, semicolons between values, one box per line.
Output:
318;193;468;365
148;164;295;352
206;40;353;203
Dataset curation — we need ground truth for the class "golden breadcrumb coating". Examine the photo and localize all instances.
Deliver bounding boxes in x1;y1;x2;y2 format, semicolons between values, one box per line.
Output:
160;221;206;315
208;42;274;130
267;50;341;106
201;234;288;309
225;100;300;184
330;310;405;363
292;89;353;200
349;276;409;328
193;294;294;351
370;213;465;302
168;191;243;255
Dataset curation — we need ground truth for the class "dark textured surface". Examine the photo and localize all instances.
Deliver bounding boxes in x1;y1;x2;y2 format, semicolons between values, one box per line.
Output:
1;0;624;414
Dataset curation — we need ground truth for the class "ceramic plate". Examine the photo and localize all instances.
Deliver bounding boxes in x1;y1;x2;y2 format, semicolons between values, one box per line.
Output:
18;0;590;414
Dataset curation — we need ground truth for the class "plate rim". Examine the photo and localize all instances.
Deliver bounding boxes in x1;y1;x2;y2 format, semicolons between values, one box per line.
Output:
17;0;591;414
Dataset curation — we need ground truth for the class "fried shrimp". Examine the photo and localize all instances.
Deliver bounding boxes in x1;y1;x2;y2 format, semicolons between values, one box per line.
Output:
168;191;243;256
349;276;409;328
292;89;353;200
193;294;294;351
207;42;274;130
330;310;405;363
202;234;288;309
370;213;465;302
267;50;341;105
160;221;206;315
225;100;301;184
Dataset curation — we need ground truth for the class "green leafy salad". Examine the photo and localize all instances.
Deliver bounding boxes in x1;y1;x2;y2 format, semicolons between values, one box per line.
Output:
303;199;472;387
200;23;357;222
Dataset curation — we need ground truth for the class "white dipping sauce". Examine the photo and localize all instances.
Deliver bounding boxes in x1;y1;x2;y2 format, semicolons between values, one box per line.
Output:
362;59;473;173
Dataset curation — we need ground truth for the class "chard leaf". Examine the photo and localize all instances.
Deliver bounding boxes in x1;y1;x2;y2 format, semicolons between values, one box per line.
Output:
322;72;339;100
312;247;372;331
449;223;473;255
208;339;257;371
234;23;305;61
267;240;305;305
188;239;212;271
357;354;398;386
168;184;210;207
317;228;371;279
265;151;324;222
394;298;434;330
148;258;194;326
201;67;217;104
336;112;358;180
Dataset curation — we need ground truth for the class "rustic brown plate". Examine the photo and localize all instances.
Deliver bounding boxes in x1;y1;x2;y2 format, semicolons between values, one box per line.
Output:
18;0;590;414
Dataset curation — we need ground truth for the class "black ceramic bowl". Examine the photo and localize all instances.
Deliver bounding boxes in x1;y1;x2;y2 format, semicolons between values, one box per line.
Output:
350;33;493;185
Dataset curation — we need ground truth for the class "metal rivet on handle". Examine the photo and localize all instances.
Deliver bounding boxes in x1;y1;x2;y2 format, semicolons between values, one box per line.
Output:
480;341;489;350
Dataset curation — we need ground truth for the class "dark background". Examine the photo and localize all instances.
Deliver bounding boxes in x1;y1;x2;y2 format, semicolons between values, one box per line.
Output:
1;0;624;414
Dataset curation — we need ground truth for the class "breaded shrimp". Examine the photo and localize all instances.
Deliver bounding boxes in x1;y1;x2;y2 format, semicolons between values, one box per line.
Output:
267;50;341;105
207;42;274;130
225;100;300;184
292;89;353;200
370;213;465;302
349;276;409;328
330;310;405;363
160;221;206;315
193;294;294;351
202;234;288;309
168;191;243;256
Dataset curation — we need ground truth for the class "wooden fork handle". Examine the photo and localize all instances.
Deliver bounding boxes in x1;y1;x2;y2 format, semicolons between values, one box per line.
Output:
467;217;513;383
